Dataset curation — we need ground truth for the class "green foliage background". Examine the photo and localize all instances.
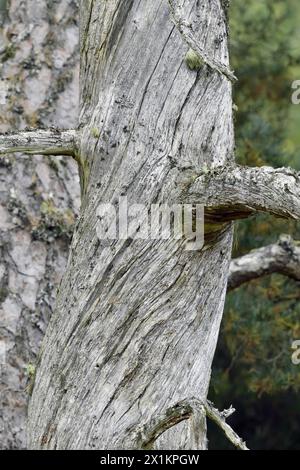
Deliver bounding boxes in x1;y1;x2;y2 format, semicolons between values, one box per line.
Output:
209;0;300;449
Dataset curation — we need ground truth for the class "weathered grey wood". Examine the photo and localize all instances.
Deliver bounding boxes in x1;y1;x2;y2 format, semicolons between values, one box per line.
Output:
0;129;77;157
187;165;300;220
228;235;300;290
134;397;248;450
28;0;235;449
6;0;299;451
168;0;237;82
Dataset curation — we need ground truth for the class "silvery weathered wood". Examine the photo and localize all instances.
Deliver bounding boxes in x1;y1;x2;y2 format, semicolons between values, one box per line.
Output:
28;0;235;449
4;0;299;451
228;235;300;290
0;129;77;157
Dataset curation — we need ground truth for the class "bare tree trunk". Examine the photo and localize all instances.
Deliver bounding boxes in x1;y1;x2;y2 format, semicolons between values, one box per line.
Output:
28;0;235;449
0;0;79;449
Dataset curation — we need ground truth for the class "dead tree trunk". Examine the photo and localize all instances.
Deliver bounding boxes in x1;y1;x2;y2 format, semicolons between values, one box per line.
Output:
28;0;235;450
1;0;299;450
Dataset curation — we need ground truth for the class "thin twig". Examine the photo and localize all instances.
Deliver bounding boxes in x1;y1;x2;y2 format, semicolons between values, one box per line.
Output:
205;400;248;450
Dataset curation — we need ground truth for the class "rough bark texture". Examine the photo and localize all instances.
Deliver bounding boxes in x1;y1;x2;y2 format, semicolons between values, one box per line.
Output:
0;0;79;449
0;129;77;157
187;165;300;221
228;235;300;290
28;0;234;450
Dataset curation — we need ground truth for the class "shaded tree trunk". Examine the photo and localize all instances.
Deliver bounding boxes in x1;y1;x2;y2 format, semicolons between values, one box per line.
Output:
28;0;235;449
0;0;79;449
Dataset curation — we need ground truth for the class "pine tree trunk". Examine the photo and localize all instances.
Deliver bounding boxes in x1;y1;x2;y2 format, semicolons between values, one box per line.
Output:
28;0;234;449
0;0;79;449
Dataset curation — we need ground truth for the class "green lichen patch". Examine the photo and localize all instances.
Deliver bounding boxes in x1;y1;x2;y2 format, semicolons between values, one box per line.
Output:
25;363;37;396
26;363;36;379
31;200;75;243
91;127;101;139
7;196;29;225
185;49;204;71
0;286;8;304
1;44;16;62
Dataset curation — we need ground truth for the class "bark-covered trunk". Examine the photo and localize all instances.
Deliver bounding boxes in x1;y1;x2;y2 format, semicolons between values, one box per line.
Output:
28;0;234;449
0;0;79;449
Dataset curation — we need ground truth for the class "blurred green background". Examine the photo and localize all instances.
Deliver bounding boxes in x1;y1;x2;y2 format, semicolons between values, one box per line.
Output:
208;0;300;449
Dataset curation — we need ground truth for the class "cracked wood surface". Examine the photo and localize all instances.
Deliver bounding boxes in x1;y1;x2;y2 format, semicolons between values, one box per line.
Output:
168;0;237;82
186;165;300;221
28;0;235;450
0;129;77;157
4;0;300;450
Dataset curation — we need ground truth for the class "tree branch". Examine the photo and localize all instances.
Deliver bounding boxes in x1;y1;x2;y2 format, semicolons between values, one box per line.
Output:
228;235;300;291
204;400;248;451
135;397;248;450
135;399;196;449
185;165;300;222
168;0;237;82
0;129;78;157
